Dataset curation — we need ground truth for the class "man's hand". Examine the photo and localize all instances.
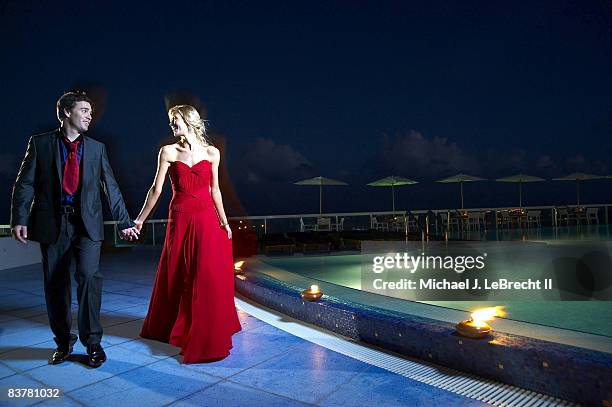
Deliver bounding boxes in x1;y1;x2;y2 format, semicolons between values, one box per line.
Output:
11;225;28;244
119;226;140;241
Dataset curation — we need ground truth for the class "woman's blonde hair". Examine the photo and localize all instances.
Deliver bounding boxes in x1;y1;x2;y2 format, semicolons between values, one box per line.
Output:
168;104;211;146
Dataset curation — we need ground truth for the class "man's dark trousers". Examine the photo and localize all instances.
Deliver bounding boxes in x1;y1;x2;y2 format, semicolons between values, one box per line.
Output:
41;210;103;347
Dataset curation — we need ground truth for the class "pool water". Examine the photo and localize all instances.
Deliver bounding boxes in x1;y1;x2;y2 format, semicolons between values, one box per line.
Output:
260;251;612;337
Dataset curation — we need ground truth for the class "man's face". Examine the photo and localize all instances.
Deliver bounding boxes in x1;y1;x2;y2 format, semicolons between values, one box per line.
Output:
64;101;93;133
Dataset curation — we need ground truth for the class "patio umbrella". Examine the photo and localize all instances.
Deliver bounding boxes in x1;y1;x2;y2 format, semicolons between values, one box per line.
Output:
436;173;487;209
294;176;348;216
552;172;604;205
496;173;545;207
367;176;418;214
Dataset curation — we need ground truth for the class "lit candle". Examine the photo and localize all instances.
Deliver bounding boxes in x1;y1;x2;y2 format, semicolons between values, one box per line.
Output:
301;284;323;301
456;306;506;339
234;260;245;275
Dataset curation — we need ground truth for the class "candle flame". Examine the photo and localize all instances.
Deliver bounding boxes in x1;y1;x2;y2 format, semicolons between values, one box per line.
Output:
234;261;245;270
470;306;506;328
310;285;320;293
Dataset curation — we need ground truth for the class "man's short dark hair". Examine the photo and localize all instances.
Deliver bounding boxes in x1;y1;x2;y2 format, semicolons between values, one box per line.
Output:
56;91;93;121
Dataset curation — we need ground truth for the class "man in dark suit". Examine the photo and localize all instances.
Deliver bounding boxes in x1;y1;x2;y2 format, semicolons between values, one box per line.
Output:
10;91;139;367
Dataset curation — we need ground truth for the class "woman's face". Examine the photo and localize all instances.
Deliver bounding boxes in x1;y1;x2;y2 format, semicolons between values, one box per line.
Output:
169;113;188;137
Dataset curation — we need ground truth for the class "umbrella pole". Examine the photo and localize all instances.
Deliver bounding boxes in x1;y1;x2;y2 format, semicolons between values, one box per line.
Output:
576;180;580;206
519;181;522;208
392;184;395;214
319;184;323;216
460;182;464;209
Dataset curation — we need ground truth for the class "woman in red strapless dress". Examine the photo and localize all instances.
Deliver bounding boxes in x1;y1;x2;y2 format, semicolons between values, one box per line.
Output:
134;105;241;363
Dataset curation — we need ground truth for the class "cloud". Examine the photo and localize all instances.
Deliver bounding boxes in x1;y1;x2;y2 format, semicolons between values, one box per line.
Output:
566;154;586;170
375;130;611;181
565;154;608;175
380;130;480;178
536;154;555;169
236;137;314;184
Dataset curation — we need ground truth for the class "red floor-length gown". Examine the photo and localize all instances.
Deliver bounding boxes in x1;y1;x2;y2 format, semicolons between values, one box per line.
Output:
140;159;242;363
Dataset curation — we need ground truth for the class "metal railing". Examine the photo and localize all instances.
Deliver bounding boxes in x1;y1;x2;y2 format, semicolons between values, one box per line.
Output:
1;203;610;246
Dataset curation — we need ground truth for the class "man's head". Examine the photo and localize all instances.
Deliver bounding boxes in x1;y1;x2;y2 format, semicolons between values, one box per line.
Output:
56;91;93;133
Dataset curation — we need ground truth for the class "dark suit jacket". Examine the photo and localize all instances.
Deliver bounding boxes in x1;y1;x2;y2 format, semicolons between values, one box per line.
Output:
10;129;134;244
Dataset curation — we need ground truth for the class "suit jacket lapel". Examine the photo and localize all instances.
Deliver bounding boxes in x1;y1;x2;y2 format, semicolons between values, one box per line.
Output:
53;129;62;183
81;135;89;187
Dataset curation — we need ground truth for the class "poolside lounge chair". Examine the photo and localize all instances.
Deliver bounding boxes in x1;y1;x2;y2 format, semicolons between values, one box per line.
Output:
439;213;460;231
586;207;599;225
556;207;570;226
404;214;418;232
300;217;317;232
573;207;587;225
330;217;345;231
387;216;407;232
467;211;485;231
371;216;389;231
526;210;542;228
498;210;510;228
316;217;332;231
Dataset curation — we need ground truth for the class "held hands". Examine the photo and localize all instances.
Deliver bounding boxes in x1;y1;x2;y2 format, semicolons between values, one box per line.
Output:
11;225;28;244
120;225;140;241
120;219;144;242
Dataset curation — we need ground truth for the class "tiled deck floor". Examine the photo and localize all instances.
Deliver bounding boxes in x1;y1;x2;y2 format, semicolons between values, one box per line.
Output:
0;248;487;406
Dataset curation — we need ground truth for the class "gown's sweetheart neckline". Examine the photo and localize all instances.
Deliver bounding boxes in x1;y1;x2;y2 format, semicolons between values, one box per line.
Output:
172;159;212;169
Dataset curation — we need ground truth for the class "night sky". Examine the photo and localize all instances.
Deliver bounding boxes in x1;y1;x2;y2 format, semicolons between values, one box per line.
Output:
1;0;611;223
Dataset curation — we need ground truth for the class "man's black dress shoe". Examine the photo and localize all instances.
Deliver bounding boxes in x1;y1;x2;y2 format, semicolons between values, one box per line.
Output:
49;333;78;365
86;343;107;368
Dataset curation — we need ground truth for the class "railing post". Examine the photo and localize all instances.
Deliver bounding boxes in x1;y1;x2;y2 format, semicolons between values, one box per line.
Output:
421;229;425;251
152;222;155;246
433;211;438;234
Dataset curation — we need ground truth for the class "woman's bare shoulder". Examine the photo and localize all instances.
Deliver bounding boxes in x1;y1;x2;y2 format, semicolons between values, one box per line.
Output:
160;144;180;161
206;145;220;161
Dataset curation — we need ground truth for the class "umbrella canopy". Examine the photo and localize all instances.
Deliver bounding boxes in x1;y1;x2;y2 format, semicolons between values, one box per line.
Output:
436;173;486;209
552;172;604;205
496;173;545;207
294;176;348;215
367;176;418;213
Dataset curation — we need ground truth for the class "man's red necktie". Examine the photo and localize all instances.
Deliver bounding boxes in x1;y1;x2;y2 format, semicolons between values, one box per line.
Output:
62;138;81;195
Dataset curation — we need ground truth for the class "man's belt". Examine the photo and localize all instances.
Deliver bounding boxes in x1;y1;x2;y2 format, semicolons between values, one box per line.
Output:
60;205;79;214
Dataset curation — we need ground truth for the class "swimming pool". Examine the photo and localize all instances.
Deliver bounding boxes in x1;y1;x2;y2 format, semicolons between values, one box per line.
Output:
259;249;612;338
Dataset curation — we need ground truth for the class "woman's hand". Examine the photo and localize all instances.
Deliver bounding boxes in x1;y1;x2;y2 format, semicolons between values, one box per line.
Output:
134;219;144;233
225;224;232;239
